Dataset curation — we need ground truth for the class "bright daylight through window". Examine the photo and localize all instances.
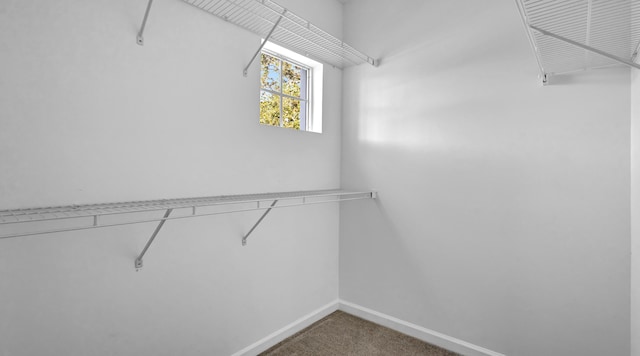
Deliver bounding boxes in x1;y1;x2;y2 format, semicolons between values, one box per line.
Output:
259;42;323;133
260;51;309;130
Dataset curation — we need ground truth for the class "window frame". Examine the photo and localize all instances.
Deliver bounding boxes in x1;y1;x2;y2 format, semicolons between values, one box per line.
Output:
259;41;323;133
260;49;312;131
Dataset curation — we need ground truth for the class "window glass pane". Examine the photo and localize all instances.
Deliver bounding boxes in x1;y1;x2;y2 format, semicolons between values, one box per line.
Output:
282;97;300;130
282;61;302;98
260;91;280;127
261;53;281;92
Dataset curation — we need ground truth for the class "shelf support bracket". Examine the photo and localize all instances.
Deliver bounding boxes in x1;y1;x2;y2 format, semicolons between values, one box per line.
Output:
243;10;286;77
631;38;640;63
530;25;640;71
135;208;173;269
541;73;549;86
242;200;278;246
137;0;154;46
515;0;546;85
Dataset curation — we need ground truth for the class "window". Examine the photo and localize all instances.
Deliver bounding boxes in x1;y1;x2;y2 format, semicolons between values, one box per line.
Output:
260;51;309;130
259;42;323;133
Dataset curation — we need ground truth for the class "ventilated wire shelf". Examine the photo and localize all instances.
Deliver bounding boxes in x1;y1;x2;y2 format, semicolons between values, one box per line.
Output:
181;0;376;68
516;0;640;81
0;189;376;239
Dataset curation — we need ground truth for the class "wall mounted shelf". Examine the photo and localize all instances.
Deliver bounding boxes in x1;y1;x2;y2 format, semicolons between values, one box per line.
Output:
515;0;640;85
137;0;377;75
0;189;376;269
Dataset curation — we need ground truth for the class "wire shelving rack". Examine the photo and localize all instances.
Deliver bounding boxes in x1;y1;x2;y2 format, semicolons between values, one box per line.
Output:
0;189;376;268
515;0;640;84
137;0;376;73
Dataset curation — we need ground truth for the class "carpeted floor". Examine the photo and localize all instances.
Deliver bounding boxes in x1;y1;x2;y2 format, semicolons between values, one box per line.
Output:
259;311;460;356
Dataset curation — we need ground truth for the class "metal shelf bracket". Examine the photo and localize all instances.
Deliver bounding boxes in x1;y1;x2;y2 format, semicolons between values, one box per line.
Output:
243;10;286;77
137;0;154;46
135;208;173;270
242;200;278;246
632;38;640;63
529;25;640;71
541;73;549;86
515;0;546;85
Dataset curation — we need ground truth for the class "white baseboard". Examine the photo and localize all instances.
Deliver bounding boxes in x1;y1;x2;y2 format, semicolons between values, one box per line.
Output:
230;299;505;356
230;300;340;356
338;300;506;356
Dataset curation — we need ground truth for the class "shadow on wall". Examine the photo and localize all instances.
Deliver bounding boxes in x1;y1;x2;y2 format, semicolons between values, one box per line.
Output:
343;2;540;152
347;0;524;65
341;185;515;340
340;193;461;324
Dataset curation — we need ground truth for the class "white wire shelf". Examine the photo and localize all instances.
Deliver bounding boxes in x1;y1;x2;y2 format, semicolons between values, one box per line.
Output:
0;189;375;239
1;189;376;269
180;0;376;69
516;0;640;84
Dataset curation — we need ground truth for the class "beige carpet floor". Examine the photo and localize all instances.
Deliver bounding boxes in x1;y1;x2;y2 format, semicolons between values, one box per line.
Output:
259;311;460;356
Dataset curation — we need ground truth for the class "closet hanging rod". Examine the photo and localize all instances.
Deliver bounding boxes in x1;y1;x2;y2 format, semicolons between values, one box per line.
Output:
0;190;376;240
0;190;374;224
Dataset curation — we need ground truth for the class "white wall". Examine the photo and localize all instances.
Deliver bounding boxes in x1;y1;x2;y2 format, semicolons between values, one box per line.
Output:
340;1;631;355
632;70;640;356
0;0;343;355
